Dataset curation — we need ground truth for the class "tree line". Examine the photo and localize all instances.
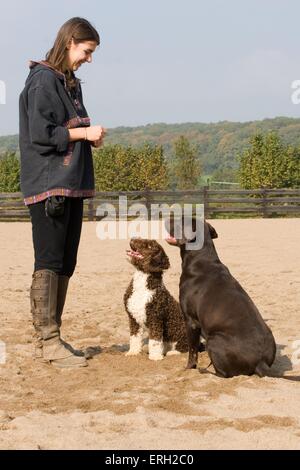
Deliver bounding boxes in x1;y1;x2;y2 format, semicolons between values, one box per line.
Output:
3;116;300;175
0;132;299;193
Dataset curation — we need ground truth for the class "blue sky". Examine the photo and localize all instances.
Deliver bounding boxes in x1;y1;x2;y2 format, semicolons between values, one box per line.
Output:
1;0;300;135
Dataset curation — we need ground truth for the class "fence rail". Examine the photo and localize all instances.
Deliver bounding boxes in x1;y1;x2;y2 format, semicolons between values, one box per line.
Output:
0;188;299;220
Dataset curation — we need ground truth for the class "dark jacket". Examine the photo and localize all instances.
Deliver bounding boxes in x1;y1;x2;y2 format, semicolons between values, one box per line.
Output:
19;61;95;205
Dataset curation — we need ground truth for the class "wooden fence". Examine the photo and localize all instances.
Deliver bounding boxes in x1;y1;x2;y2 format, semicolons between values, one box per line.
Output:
0;188;299;221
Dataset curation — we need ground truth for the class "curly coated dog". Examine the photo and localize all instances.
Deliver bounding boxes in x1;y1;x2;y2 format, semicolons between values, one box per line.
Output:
124;238;188;360
165;217;276;378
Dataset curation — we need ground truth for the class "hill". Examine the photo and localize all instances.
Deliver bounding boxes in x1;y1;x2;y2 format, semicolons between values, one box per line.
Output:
2;116;300;174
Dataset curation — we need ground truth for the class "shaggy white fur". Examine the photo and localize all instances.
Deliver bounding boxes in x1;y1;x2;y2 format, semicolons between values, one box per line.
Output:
126;330;144;356
148;339;164;361
127;271;155;325
126;271;155;356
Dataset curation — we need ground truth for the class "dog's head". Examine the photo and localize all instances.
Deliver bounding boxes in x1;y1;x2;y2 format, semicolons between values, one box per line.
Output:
126;238;170;273
165;216;218;249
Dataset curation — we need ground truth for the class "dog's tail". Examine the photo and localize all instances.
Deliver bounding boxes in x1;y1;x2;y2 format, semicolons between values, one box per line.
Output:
199;361;300;381
279;376;300;382
255;361;300;382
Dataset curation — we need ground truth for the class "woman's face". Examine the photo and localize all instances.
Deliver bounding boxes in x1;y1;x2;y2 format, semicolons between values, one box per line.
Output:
66;39;98;71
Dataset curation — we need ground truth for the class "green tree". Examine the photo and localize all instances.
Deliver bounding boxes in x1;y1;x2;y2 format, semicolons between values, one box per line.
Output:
0;152;20;192
93;143;168;191
173;136;201;189
239;134;263;189
239;132;300;189
277;145;300;188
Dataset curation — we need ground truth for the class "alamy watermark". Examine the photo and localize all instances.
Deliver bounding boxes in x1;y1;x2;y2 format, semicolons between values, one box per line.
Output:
0;80;6;104
291;80;300;104
96;196;205;250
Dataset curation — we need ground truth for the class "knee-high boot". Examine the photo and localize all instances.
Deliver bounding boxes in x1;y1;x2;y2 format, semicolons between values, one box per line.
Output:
56;275;69;328
56;275;85;356
30;270;87;368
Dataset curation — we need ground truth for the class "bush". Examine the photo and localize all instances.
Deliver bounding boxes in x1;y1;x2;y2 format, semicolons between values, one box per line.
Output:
239;133;300;189
93;143;168;191
172;136;201;189
0;152;20;192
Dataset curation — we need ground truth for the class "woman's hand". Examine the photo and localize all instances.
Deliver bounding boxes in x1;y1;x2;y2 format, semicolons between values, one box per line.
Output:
86;126;106;142
69;126;106;143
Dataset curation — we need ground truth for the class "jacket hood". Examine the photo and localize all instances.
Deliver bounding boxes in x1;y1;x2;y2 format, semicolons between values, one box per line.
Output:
26;60;67;86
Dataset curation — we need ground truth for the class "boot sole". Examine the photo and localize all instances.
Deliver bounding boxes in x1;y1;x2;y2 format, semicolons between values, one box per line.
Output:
50;360;88;369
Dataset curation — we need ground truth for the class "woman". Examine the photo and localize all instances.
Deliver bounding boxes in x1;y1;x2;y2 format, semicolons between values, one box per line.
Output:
19;17;105;368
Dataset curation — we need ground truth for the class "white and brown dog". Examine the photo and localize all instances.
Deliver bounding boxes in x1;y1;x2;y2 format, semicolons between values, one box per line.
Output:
124;238;188;360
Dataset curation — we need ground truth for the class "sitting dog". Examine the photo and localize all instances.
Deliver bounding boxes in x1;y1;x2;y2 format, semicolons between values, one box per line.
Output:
165;217;276;377
124;238;188;360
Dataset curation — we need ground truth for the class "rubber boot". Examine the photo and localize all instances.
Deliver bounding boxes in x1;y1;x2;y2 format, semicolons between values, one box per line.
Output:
30;270;87;368
56;275;85;357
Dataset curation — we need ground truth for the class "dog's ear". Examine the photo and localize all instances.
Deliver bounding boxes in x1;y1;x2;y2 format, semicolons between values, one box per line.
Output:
207;223;218;239
152;250;170;270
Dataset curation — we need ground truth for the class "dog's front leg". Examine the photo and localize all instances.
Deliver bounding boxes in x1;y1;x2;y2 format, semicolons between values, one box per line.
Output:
186;324;201;369
126;315;144;356
148;321;164;361
148;338;164;360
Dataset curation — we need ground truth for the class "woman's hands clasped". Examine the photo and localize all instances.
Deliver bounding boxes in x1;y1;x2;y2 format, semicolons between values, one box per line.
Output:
86;125;106;148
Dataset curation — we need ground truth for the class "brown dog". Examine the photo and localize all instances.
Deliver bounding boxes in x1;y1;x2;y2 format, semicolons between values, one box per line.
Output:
124;238;188;360
165;217;276;377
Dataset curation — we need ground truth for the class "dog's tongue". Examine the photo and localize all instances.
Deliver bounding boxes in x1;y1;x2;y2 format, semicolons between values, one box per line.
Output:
126;249;143;259
165;236;177;244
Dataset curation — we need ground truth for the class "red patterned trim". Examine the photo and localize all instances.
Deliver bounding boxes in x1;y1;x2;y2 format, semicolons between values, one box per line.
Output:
64;116;91;129
24;188;95;206
63;143;75;166
62;117;90;165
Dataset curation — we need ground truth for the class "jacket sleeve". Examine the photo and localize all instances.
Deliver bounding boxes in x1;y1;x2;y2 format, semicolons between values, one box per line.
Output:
27;85;70;155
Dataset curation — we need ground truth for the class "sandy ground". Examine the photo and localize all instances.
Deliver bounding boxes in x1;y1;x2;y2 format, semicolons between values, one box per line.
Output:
0;218;299;450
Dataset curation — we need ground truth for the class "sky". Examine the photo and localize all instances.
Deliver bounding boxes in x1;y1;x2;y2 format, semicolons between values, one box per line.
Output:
1;0;300;135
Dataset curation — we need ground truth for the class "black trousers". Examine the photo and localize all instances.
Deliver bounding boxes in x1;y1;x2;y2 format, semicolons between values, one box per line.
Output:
29;198;84;278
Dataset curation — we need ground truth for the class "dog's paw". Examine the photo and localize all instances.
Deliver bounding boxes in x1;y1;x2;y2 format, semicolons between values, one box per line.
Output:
166;350;181;356
125;350;141;356
149;354;164;361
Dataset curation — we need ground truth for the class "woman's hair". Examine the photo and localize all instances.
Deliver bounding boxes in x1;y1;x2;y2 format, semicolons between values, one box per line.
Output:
45;17;100;89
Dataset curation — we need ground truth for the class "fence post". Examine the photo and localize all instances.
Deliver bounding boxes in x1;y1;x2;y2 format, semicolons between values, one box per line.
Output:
144;187;152;220
262;188;268;218
88;199;94;221
203;186;209;218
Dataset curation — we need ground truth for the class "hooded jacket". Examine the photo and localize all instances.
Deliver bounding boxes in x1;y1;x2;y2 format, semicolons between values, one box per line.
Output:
19;61;95;205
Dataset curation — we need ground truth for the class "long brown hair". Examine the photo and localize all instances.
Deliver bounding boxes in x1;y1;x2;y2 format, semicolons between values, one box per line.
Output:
45;17;100;89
